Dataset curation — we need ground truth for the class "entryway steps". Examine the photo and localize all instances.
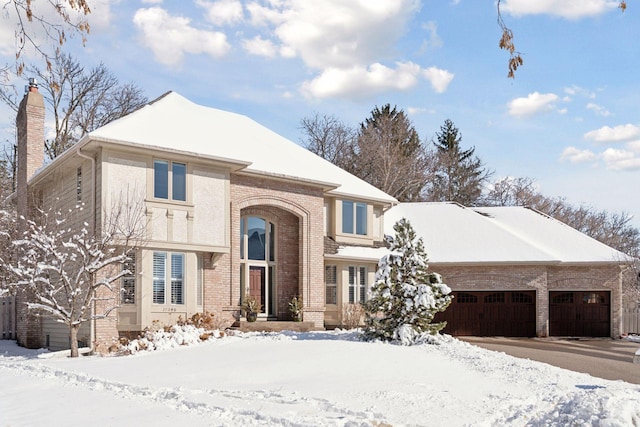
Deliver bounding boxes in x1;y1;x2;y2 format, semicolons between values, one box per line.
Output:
233;320;320;333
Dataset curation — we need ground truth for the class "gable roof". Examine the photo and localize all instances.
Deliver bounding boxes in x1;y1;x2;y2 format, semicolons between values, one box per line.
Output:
85;91;396;205
381;202;628;265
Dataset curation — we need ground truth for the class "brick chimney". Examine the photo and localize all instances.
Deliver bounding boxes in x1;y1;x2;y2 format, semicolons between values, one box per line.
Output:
16;77;45;220
15;78;45;349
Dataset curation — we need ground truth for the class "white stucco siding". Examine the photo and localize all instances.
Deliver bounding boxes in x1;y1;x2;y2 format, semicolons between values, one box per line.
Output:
172;209;189;243
104;155;147;237
151;207;168;241
192;167;228;247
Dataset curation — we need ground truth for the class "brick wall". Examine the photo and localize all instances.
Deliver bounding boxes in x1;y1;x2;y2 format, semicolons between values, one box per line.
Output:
227;174;325;327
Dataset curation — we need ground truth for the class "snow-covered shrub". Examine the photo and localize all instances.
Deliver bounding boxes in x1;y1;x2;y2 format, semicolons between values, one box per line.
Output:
364;218;452;345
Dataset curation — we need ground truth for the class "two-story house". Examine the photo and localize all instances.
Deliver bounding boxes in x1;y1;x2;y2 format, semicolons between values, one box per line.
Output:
13;82;628;352
14;84;397;351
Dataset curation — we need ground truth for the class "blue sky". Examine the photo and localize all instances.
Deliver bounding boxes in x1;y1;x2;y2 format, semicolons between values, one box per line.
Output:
1;0;639;225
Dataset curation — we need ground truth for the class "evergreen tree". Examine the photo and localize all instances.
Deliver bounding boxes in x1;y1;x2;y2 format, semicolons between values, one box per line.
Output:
426;119;491;206
355;104;432;202
364;218;452;345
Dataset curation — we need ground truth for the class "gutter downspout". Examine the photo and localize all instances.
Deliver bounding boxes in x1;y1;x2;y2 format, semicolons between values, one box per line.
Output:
76;147;97;353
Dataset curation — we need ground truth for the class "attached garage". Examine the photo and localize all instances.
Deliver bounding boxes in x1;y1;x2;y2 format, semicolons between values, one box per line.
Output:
549;291;610;337
436;291;536;337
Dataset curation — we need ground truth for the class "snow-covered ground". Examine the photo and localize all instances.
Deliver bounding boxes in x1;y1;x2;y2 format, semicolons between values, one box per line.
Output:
1;329;639;427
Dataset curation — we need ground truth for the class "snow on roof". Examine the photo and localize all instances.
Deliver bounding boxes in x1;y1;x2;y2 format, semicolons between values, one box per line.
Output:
473;206;629;263
377;202;628;265
87;91;396;205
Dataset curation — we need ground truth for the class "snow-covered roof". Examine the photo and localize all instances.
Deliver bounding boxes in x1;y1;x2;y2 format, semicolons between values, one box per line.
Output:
85;91;396;205
335;202;628;265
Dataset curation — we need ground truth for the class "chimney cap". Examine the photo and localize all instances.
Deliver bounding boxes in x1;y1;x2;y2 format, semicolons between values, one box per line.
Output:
25;77;38;93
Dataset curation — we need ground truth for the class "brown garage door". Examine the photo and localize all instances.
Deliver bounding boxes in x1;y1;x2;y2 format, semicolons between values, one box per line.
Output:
435;291;536;337
549;291;610;337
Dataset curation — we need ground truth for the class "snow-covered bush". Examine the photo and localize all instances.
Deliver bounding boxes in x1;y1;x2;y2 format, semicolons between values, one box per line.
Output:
364;218;452;345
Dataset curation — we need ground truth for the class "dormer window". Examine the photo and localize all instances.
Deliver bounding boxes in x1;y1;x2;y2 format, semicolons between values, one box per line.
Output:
342;200;367;235
154;160;186;201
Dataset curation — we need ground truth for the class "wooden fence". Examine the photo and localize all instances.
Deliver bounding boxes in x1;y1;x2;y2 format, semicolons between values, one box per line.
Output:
1;296;16;340
622;304;640;335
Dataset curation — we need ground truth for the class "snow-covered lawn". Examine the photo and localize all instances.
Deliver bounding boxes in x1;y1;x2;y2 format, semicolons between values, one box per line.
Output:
1;330;639;427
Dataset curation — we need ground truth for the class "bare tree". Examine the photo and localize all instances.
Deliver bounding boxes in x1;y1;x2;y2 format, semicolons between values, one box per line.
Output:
300;106;434;202
2;0;91;76
1;53;147;159
2;196;145;357
299;113;356;172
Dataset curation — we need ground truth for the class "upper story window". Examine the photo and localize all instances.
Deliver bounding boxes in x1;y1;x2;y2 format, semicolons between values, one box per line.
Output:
342;200;367;235
154;160;186;201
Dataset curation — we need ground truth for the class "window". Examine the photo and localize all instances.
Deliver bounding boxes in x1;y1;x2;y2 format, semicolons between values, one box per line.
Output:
240;216;277;316
342;200;367;235
552;292;574;304
325;265;337;305
484;292;505;303
348;266;367;304
76;167;82;203
171;253;184;304
153;252;185;305
512;292;534;304
196;254;203;306
457;292;478;303
154;160;186;201
121;253;136;304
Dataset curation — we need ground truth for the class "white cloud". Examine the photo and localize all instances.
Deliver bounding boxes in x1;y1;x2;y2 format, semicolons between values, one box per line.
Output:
423;67;454;93
507;92;559;117
501;0;618;19
240;0;451;99
564;85;596;99
584;124;640;143
242;36;277;57
142;0;163;3
133;7;230;66
251;0;420;69
301;62;426;99
560;147;598;164
586;102;611;117
421;21;443;51
197;0;244;26
601;148;640;171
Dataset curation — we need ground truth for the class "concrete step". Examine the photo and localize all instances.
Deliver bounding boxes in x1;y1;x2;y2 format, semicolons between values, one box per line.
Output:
233;320;320;333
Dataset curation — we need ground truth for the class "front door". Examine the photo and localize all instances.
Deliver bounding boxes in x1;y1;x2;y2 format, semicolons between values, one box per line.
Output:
249;266;266;313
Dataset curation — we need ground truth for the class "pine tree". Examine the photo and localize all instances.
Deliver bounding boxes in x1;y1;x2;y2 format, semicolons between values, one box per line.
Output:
426;119;491;206
364;218;452;345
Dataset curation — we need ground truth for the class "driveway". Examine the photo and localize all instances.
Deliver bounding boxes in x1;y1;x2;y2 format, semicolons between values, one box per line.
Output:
460;337;640;384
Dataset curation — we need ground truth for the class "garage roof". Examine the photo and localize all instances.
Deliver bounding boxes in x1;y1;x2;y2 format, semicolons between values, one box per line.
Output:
334;202;629;265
